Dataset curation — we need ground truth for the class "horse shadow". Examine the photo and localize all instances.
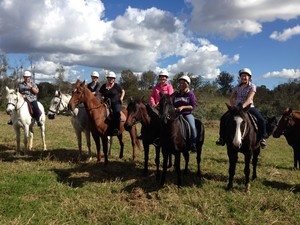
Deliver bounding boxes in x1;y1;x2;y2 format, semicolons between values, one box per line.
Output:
262;180;300;193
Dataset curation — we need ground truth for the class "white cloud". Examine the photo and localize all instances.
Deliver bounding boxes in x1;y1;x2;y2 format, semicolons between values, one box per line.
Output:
0;0;238;82
270;25;300;41
263;68;300;79
186;0;300;39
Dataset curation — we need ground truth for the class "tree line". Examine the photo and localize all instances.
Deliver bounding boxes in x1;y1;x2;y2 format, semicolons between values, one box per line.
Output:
0;58;299;120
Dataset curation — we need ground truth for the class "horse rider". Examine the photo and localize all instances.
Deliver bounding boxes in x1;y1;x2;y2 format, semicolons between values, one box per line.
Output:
173;75;197;152
99;71;125;136
87;71;101;99
18;70;43;126
216;68;267;148
149;69;174;109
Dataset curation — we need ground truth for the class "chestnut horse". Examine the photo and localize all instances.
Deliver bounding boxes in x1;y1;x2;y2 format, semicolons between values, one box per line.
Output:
273;108;300;169
222;104;260;192
159;93;205;187
68;80;139;164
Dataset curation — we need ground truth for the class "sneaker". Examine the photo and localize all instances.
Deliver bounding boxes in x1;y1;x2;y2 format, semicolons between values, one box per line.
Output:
216;138;225;146
190;143;197;152
37;121;43;127
7;120;13;125
113;128;119;136
260;139;267;149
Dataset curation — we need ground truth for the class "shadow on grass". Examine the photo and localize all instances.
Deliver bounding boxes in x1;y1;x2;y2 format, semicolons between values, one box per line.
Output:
262;180;300;193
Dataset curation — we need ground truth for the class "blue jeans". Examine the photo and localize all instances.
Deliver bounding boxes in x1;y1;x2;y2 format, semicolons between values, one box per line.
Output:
249;107;267;140
31;100;40;121
184;114;196;142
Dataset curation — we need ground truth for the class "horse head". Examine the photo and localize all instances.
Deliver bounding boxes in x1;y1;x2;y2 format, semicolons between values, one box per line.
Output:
265;116;278;138
273;107;293;138
159;93;177;124
5;86;22;115
48;90;71;119
68;80;86;114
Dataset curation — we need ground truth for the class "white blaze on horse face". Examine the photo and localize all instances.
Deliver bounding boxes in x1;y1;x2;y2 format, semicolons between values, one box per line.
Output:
233;116;243;148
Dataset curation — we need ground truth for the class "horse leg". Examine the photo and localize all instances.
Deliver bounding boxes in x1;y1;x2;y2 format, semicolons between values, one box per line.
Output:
155;145;160;180
168;154;172;168
92;133;101;162
15;127;21;155
174;152;182;187
117;134;124;159
84;131;92;162
129;126;138;160
293;147;299;170
143;141;150;176
196;142;203;177
252;149;260;180
107;136;113;156
244;153;251;193
296;148;300;169
183;150;190;175
227;150;238;191
102;136;109;165
40;123;46;151
29;126;34;151
75;129;82;161
160;150;169;186
23;126;30;153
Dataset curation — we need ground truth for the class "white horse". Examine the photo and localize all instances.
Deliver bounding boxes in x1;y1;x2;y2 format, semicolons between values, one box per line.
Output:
5;86;47;154
47;90;113;161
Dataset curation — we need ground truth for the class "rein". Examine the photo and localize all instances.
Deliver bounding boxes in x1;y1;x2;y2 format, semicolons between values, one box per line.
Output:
7;96;26;111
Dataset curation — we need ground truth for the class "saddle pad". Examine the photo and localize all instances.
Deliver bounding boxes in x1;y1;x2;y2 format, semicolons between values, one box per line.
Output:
179;115;192;141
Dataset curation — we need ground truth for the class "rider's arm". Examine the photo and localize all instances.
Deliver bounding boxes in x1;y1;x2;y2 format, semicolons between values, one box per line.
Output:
242;91;255;109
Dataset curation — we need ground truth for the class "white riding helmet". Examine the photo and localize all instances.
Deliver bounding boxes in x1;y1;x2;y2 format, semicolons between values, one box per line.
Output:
24;71;32;77
91;71;99;78
106;71;116;78
159;69;169;77
179;75;191;85
239;68;252;77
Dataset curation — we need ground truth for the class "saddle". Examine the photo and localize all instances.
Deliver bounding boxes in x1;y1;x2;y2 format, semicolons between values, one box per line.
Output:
103;102;126;122
247;112;258;132
24;98;41;118
178;115;192;142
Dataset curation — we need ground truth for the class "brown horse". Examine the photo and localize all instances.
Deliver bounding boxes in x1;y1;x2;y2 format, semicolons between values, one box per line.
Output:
222;103;260;192
68;80;139;164
124;98;164;179
273;108;300;169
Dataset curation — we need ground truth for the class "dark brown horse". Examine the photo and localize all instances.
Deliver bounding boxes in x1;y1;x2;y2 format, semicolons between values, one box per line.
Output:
222;104;260;192
124;98;163;179
273;108;300;169
159;93;205;187
68;80;140;163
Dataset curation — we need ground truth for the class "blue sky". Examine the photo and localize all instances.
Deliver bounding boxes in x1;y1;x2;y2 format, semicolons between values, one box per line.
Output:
0;0;299;89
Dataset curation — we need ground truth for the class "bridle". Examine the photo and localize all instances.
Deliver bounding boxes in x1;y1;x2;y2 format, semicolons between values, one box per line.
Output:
6;93;25;111
48;95;67;114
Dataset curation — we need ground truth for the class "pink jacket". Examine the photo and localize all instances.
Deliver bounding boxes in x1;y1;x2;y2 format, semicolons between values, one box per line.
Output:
149;82;174;106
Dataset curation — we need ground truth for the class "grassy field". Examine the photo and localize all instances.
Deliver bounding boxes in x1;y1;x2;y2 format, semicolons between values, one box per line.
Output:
0;111;299;225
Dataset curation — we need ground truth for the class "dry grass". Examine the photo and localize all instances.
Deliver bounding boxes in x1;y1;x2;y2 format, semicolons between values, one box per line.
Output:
0;111;299;224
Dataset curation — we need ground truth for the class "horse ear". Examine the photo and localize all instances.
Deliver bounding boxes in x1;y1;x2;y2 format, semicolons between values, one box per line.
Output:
226;103;234;111
81;80;86;87
288;108;293;114
5;86;9;92
75;79;80;86
55;90;60;96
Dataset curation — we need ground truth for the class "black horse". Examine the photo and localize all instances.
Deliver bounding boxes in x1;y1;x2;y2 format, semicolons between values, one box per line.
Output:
159;93;205;187
124;98;166;179
222;103;260;192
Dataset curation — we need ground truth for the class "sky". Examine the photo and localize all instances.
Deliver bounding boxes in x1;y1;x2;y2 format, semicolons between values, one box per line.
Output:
0;0;299;89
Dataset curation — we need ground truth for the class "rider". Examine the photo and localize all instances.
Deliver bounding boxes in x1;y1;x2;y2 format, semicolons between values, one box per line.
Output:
87;71;101;99
173;75;197;152
99;71;125;136
18;70;43;126
216;68;267;148
149;69;174;109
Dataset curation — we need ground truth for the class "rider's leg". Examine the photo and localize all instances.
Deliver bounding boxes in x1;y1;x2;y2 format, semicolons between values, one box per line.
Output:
112;103;121;135
31;100;42;126
184;114;197;152
249;107;267;148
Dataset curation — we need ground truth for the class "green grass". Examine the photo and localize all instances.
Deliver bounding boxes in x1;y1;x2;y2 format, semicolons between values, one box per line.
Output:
0;112;299;224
